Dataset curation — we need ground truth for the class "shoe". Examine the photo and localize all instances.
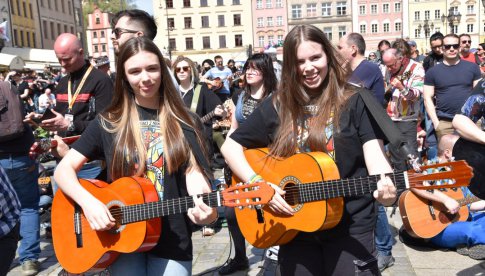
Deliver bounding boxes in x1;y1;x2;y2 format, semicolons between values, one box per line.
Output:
219;258;249;275
457;244;485;260
377;254;395;272
21;260;40;276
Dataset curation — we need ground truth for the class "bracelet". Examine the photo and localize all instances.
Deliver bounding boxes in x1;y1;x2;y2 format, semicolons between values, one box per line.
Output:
206;211;219;226
248;174;263;183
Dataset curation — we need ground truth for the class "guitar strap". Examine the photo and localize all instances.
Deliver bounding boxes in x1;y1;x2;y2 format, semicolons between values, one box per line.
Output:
190;85;202;113
357;87;419;172
180;122;214;182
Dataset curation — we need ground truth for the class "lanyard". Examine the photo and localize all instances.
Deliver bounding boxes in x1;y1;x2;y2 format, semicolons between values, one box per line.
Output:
67;65;93;112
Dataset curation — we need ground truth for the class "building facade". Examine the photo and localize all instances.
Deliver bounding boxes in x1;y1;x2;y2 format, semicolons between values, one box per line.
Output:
252;0;287;55
86;7;114;64
153;0;253;64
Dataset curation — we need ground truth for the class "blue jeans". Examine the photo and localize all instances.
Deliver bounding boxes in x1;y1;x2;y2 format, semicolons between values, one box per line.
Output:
375;204;393;256
109;252;191;276
430;212;485;248
0;155;40;263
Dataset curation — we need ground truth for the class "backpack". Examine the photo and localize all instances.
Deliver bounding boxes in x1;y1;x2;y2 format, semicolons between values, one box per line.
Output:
0;81;25;142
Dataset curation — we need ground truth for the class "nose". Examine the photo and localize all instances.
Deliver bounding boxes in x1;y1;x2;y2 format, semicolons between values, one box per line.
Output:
140;70;151;82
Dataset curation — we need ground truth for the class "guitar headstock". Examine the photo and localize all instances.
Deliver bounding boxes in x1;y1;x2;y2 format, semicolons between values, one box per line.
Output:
407;160;474;189
221;181;274;208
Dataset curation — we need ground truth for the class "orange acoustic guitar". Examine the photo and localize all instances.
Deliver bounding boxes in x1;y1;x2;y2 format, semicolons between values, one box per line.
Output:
233;148;474;248
51;177;274;274
399;189;481;239
29;135;80;160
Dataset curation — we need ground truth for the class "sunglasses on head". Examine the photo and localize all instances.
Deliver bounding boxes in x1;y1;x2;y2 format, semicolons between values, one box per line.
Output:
461;40;471;44
112;28;138;39
175;66;190;73
443;44;460;50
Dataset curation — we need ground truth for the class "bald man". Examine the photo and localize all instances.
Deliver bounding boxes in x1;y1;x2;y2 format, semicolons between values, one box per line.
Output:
42;33;113;179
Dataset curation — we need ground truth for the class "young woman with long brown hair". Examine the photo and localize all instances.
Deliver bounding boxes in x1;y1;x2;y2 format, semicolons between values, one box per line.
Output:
221;25;396;275
54;37;217;275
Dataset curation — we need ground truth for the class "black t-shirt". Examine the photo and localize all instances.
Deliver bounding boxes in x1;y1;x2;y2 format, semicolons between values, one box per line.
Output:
230;93;385;237
72;106;199;261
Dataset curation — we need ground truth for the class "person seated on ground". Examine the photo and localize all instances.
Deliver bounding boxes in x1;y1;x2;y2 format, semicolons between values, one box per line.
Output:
407;134;485;260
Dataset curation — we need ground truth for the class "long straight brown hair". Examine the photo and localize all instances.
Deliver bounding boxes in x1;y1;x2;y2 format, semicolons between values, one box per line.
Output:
270;25;354;158
101;37;206;180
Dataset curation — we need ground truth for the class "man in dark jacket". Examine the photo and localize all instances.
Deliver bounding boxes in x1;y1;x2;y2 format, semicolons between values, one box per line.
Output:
423;32;444;72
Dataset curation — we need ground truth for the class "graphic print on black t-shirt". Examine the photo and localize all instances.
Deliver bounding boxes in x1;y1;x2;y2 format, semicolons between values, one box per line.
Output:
298;110;335;160
140;119;165;199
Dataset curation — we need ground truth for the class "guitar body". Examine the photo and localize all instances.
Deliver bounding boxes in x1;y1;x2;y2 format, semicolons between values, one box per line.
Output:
453;138;485;199
399;189;469;239
234;149;343;248
52;177;161;274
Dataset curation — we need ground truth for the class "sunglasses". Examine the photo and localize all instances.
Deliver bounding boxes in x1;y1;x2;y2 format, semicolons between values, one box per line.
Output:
461;40;471;44
175;66;190;73
112;28;138;39
443;44;460;50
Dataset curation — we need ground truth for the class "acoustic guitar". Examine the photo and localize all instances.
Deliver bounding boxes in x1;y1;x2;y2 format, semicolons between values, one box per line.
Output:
52;177;274;274
233;148;473;248
399;189;481;239
29;135;80;160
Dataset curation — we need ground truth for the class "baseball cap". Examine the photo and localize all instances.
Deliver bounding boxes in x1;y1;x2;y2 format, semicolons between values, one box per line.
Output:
95;56;110;67
407;40;417;47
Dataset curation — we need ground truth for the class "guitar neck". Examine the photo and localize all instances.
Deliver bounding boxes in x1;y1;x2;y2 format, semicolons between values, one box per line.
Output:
200;111;216;124
119;191;223;225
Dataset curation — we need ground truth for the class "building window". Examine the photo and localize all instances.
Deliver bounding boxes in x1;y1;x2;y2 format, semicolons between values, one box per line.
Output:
235;34;242;46
166;0;173;8
22;1;27;16
266;0;272;8
57;23;61;36
276;0;282;8
218;15;225;26
292;5;302;18
102;44;106;52
359;5;365;15
338;26;346;38
259;36;265;47
414;11;420;21
50;21;55;39
183;0;190;8
96;17;100;24
200;0;208;6
467;24;474;32
322;3;331;16
26;31;30;47
233;0;240;4
203;36;211;49
70;26;74;34
336;2;346;15
100;31;105;38
68;1;72;14
13;29;17;46
169;38;176;51
32;32;35;48
435;10;440;19
17;0;21;16
383;3;389;13
268;35;274;46
217;0;223;6
395;22;402;32
415;29;420;38
278;35;283;44
94;45;98;52
371;23;378;33
451;6;458;14
360;24;366;34
234;14;241;25
452;25;458;34
267;17;273;26
468;5;474;14
54;0;58;11
256;0;262;9
64;25;67;33
185;37;193;49
43;20;48;39
395;2;401;12
257;17;263;27
383;23;389;32
29;3;33;18
61;0;65;12
40;0;43;7
371;4;377;14
323;27;332;41
167;18;175;29
219;35;226;48
307;3;317;17
425;10;430;20
201;16;209;28
184;17;192;29
93;31;98;38
276;16;283;26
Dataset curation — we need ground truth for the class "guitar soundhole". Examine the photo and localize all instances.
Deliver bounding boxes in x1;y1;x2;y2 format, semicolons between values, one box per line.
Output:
107;205;125;234
284;183;300;206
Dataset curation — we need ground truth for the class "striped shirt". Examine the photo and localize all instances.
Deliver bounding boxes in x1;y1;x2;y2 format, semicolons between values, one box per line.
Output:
0;166;21;237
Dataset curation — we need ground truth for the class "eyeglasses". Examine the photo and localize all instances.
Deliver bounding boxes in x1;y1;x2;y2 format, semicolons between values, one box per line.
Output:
443;44;460;50
175;66;190;73
112;28;138;39
385;59;400;68
461;40;471;44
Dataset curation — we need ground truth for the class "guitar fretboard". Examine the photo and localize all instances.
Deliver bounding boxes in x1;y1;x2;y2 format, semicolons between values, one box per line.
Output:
119;192;222;225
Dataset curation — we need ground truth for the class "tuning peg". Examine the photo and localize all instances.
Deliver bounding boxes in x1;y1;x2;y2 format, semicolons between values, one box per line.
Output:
238;206;244;210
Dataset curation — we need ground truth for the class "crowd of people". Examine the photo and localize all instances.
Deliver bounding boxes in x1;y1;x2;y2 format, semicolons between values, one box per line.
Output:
0;7;484;276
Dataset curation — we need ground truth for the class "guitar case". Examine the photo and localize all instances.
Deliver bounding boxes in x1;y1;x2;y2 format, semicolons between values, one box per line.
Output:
453;138;485;199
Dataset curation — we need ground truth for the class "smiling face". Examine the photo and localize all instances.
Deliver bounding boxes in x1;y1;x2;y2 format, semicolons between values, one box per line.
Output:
297;40;328;95
124;50;162;108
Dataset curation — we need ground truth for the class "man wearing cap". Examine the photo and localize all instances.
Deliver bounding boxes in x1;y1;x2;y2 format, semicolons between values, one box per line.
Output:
408;40;425;63
95;56;115;83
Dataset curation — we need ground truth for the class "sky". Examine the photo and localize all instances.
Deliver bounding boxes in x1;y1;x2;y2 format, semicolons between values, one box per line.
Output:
134;0;154;15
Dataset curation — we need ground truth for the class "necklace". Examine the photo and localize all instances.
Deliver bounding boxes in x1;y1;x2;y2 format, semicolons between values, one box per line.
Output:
303;105;318;115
